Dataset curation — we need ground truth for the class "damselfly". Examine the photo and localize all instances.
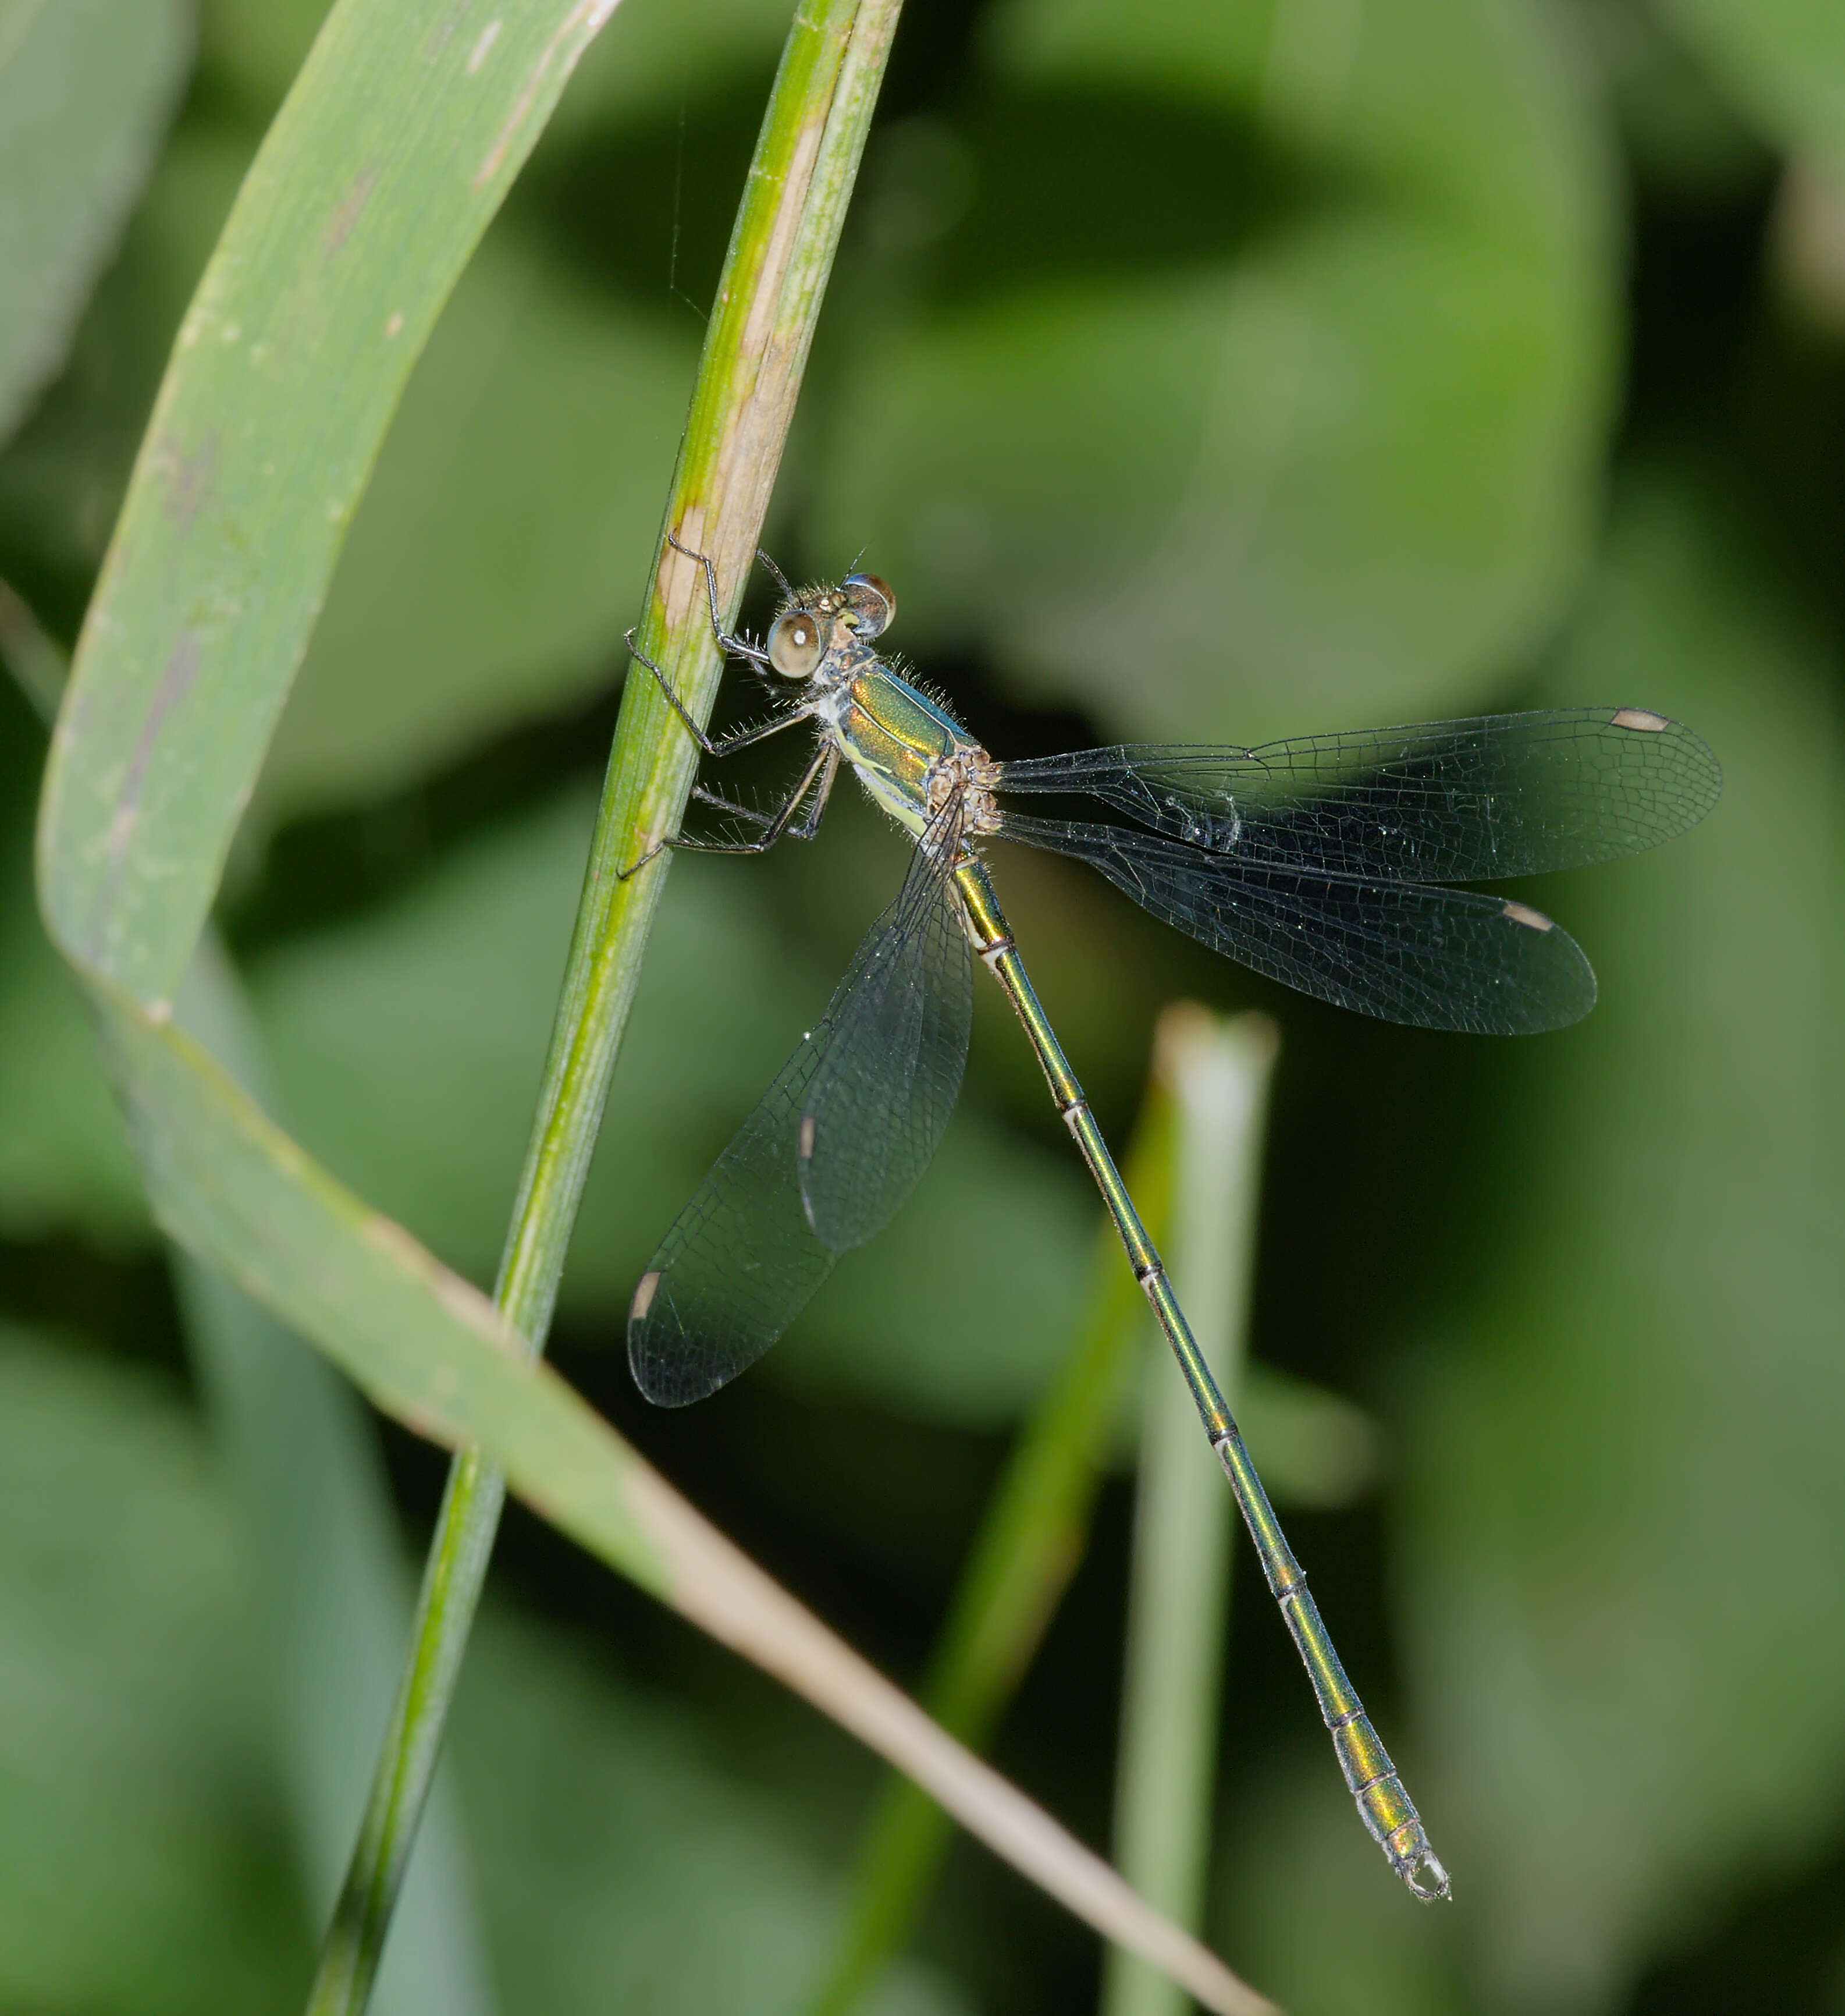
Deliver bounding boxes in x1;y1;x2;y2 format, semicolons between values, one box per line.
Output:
624;534;1722;1900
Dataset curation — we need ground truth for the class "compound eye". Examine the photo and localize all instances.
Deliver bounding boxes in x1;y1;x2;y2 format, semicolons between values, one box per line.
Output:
841;573;895;639
767;608;827;679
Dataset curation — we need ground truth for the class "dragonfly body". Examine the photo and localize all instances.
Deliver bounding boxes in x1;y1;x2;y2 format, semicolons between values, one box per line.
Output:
623;541;1723;1904
824;654;994;840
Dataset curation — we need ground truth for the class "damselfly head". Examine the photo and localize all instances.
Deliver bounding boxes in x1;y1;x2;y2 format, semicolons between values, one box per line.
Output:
767;606;829;680
766;571;895;677
841;573;895;639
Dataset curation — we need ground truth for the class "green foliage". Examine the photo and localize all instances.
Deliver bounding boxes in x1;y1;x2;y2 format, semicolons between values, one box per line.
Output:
16;0;1266;2007
452;1616;965;2016
0;0;191;443
806;0;1616;741
0;1325;296;2015
0;1323;962;2016
1403;473;1845;2000
35;0;634;1006
0;684;147;1236
259;235;696;824
1222;1758;1466;2016
1662;0;1845;164
0;129;243;593
5;0;1845;2007
1217;471;1845;2010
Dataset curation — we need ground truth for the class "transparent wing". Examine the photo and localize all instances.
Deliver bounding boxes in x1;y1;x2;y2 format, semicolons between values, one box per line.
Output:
628;799;971;1408
627;1019;838;1407
799;796;973;1251
997;814;1597;1034
993;708;1722;881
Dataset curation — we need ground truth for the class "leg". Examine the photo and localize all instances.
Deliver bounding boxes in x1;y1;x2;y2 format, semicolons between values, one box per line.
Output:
619;743;838;881
691;744;838;841
626;628;809;759
689;785;778;829
665;528;772;670
780;742;840;842
662;529;789;703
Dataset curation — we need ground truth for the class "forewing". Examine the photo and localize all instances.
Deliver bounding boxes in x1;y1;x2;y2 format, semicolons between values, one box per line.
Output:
995;708;1721;881
799;797;973;1251
998;815;1596;1034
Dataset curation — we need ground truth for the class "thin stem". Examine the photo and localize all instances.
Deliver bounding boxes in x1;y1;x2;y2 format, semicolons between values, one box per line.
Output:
1101;1009;1277;2016
308;3;905;2007
809;1028;1181;2016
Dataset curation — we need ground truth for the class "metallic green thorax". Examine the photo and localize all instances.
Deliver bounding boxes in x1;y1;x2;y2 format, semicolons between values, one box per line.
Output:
822;657;989;839
838;665;980;822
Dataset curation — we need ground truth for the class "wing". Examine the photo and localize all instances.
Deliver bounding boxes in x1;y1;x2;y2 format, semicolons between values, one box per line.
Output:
996;814;1596;1034
799;796;973;1251
627;1014;840;1407
628;799;971;1408
993;708;1721;882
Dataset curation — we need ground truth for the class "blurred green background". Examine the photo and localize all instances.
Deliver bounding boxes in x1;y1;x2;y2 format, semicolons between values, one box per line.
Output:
2;0;1843;2010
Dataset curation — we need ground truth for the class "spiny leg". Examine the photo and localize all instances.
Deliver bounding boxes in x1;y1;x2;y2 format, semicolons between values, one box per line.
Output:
625;628;808;759
691;748;838;843
663;528;766;658
619;743;840;881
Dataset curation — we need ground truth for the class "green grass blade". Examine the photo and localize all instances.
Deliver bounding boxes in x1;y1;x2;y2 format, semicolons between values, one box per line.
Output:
316;2;909;2004
1103;1010;1278;2016
809;1021;1182;2016
37;0;624;1009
